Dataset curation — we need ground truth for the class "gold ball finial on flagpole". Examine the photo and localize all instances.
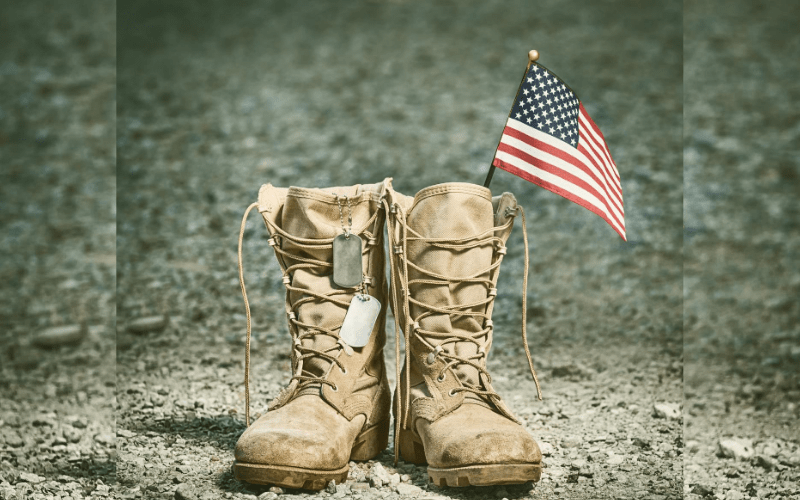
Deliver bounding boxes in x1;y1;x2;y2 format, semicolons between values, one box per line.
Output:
528;50;539;63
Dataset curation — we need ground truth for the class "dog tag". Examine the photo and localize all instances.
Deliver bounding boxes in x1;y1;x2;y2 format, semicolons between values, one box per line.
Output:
339;294;381;348
332;233;363;288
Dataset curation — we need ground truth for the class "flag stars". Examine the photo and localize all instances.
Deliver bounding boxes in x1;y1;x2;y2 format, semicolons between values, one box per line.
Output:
514;67;582;145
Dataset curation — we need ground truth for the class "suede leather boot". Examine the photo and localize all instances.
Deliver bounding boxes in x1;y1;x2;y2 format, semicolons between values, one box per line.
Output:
385;182;543;487
234;180;393;490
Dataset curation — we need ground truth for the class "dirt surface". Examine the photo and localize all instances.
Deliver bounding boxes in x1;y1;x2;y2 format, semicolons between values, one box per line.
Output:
113;1;682;499
0;1;117;499
683;2;800;499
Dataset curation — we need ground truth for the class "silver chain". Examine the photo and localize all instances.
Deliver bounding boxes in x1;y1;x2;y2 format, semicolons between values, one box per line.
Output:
334;194;353;238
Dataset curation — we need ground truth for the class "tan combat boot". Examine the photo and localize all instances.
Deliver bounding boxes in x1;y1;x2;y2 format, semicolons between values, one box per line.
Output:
234;180;393;490
384;182;543;487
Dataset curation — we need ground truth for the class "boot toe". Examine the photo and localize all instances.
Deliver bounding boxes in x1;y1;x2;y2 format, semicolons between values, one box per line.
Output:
235;395;360;470
420;404;541;468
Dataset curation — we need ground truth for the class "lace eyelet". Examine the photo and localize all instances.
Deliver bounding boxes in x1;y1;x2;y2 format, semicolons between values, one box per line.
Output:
448;388;457;397
437;373;446;382
340;366;347;375
331;384;338;392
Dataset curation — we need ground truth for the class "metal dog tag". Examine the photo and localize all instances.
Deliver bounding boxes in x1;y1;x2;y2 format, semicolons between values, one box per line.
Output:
332;233;363;288
339;294;381;348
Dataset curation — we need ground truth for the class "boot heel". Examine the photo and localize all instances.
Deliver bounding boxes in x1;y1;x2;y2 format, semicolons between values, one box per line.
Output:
350;418;390;461
398;427;427;465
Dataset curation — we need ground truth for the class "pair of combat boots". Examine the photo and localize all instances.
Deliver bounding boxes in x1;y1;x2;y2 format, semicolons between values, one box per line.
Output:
234;179;543;490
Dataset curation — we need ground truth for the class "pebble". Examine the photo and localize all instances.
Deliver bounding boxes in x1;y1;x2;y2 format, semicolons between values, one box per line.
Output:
127;315;169;334
607;454;625;466
64;427;82;443
539;441;555;456
561;436;582;448
257;493;277;500
652;403;681;420
718;438;754;461
18;472;44;484
1;429;24;448
32;324;86;347
350;482;370;492
267;486;283;494
369;462;391;487
396;483;423;497
326;480;337;494
752;454;781;471
685;440;700;453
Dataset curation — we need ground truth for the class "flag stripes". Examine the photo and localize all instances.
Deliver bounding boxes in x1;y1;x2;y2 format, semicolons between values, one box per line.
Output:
493;117;627;240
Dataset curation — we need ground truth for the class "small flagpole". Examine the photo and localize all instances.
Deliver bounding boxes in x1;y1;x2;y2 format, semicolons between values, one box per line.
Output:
484;50;540;188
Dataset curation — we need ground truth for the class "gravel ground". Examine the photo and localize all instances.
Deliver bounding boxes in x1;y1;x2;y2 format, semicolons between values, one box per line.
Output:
0;1;117;499
115;1;681;500
683;2;800;499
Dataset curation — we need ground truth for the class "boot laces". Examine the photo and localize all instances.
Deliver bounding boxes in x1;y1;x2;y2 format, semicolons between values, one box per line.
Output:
238;202;381;426
383;198;542;465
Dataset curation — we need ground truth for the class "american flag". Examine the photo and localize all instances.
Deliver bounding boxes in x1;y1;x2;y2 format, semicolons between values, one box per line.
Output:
492;62;626;240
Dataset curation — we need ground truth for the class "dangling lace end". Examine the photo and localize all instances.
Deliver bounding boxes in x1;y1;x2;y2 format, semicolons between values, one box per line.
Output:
529;360;543;401
238;202;260;427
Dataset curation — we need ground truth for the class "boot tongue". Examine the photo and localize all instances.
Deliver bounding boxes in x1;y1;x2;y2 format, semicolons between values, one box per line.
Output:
281;187;363;387
405;185;494;403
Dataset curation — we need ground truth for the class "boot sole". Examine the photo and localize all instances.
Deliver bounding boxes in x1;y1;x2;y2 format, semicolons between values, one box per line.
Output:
398;427;541;487
233;418;389;490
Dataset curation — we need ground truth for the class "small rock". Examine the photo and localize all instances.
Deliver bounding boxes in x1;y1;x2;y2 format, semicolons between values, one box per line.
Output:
551;363;593;380
752;454;781;471
725;490;744;500
561;436;582;448
718;438;754;461
70;418;88;429
2;429;24;448
652;403;681;420
606;454;624;466
268;486;283;495
64;427;82;443
18;472;44;484
349;482;370;492
369;462;391;487
175;483;197;500
94;433;115;446
33;324;86;347
685;440;700;453
539;442;555;456
691;484;714;497
257;493;277;500
396;483;422;497
117;429;136;438
127;315;169;334
326;480;337;494
389;472;401;486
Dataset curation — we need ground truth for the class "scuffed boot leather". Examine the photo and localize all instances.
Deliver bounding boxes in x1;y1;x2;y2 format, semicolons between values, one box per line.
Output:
234;180;393;490
385;182;543;487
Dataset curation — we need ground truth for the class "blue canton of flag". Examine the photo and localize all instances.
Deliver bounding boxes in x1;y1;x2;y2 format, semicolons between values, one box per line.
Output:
512;67;581;146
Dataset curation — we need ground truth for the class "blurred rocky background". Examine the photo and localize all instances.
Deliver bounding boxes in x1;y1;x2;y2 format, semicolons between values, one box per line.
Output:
0;0;116;498
115;1;682;499
684;1;800;499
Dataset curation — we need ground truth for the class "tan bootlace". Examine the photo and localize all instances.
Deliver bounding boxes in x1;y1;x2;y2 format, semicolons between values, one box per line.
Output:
238;201;381;426
383;199;542;464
